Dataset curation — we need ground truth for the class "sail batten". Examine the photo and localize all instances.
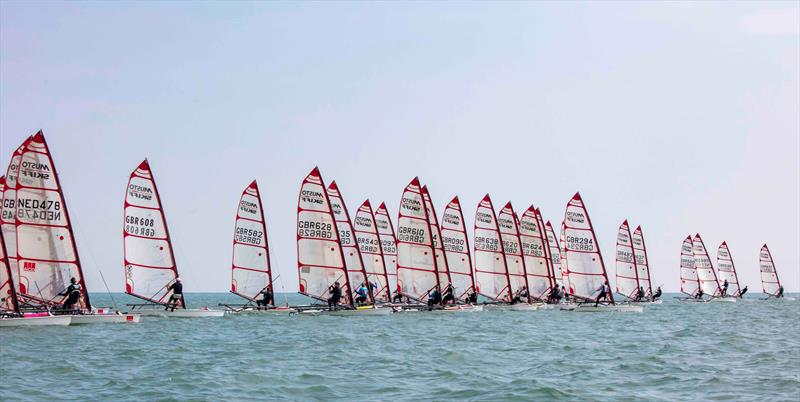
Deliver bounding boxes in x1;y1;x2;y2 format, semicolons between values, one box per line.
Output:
440;196;474;300
231;180;272;301
474;195;511;302
396;178;438;301
562;193;613;303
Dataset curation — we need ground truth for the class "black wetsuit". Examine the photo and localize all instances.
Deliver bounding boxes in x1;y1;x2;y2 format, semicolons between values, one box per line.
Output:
653;288;662;300
328;285;342;309
722;281;728;296
466;292;477;304
594;284;608;306
427;290;442;307
392;291;404;303
695;289;704;299
257;289;274;307
60;284;82;310
777;287;784;298
514;289;529;304
166;282;183;311
442;287;455;304
739;287;747;297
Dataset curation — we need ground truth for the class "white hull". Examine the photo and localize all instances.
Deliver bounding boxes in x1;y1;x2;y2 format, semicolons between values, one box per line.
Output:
69;313;141;324
327;307;394;316
538;303;577;310
573;304;644;313
0;315;72;327
436;304;484;312
484;303;541;311
138;308;225;318
230;307;296;314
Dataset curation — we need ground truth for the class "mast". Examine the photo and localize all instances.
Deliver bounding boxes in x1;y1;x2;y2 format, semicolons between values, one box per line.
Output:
474;194;511;302
395;177;439;302
328;181;373;304
562;193;614;304
692;234;722;297
374;202;398;297
296;167;353;307
440;196;475;300
614;220;640;300
230;180;272;302
0;176;19;313
15;132;91;309
716;241;741;297
123;159;184;308
422;186;451;288
759;244;781;296
632;225;653;298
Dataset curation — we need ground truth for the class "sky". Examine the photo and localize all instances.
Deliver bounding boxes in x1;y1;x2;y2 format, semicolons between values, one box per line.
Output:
1;1;798;294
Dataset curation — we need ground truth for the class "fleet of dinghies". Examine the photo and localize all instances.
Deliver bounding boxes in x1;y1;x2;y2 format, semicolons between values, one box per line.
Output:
0;131;792;325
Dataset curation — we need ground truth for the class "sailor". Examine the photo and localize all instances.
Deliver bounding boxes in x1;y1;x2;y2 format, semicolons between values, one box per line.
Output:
441;284;455;305
354;283;369;304
777;285;784;298
59;277;82;311
513;286;529;304
465;290;478;304
165;278;183;311
721;279;729;296
652;286;662;301
695;288;704;299
392;289;404;303
738;286;748;297
559;286;567;303
547;286;559;304
594;281;610;306
636;286;646;302
256;285;274;308
427;286;442;308
327;282;342;310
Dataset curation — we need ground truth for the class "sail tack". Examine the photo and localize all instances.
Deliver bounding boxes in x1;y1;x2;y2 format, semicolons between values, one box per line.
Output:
15;133;90;309
518;207;552;299
440;197;474;300
354;200;390;302
615;220;639;299
562;193;613;303
759;244;781;296
679;236;699;296
692;234;721;297
296;168;351;305
231;180;272;301
374;202;398;297
395;178;438;301
716;242;740;297
474;195;511;302
123;159;182;307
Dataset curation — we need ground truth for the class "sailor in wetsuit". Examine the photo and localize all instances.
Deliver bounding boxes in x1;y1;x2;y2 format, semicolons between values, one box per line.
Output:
559;286;567;303
635;286;646;302
327;282;342;310
165;278;183;311
465;290;478;304
354;283;369;304
441;284;455;305
59;277;82;311
652;286;662;301
721;279;729;296
777;285;784;298
594;281;610;307
392;289;404;303
738;285;748;297
695;288;704;299
513;286;529;304
427;286;442;309
256;285;274;308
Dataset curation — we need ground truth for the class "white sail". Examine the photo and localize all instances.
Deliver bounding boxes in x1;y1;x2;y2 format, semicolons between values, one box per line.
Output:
716;242;740;297
692;234;721;297
497;203;528;298
615;220;639;299
123;159;183;308
559;222;569;291
374;202;398;297
534;209;558;290
422;186;450;289
679;236;699;296
518;207;552;299
440;196;475;300
0;176;19;313
1;137;28;296
15;132;91;309
545;220;565;290
396;177;438;301
562;193;613;302
474;195;511;302
296;168;352;305
231;180;272;301
631;225;653;297
759;244;781;296
354;200;391;303
327;181;371;303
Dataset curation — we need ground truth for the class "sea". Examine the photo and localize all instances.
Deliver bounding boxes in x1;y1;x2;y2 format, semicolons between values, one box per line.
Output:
1;292;798;401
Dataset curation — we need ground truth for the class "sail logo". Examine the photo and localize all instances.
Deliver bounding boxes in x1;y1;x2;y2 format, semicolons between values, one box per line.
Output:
476;212;493;224
442;212;461;226
400;197;422;213
300;190;324;205
354;216;372;228
239;200;258;215
566;211;585;224
519;220;537;233
129;184;153;201
22;261;36;272
375;219;389;230
498;218;514;230
20;161;51;181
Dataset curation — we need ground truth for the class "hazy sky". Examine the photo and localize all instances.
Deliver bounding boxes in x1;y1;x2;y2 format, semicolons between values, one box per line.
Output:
1;2;798;293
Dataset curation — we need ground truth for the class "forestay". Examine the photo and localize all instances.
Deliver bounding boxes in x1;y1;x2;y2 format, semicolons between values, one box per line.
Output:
759;244;781;296
354;200;390;303
327;181;371;303
518;207;552;300
474;195;511;302
123;159;183;308
296;168;352;305
374;202;398;296
631;226;653;297
440;196;475;300
716;242;740;297
395;177;438;301
15;132;91;309
0;177;19;313
422;186;450;289
615;220;639;299
679;236;699;296
545;220;566;290
562;193;613;303
692;234;721;297
231;180;272;301
1;137;27;296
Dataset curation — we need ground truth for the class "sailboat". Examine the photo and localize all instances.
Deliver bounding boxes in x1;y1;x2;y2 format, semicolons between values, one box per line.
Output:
759;244;787;300
692;234;733;302
13;133;139;323
374;202;398;298
123;159;223;317
562;193;641;312
631;225;657;303
353;200;391;303
224;180;291;313
0;175;71;327
496;202;539;310
716;242;742;299
421;186;451;292
296;168;389;315
518;207;550;301
545;220;568;291
534;209;561;292
615;220;641;301
395;177;440;305
474;195;514;308
440;196;481;310
677;235;706;302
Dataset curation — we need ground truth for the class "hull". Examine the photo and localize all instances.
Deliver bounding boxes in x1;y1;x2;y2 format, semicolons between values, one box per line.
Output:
539;303;577;310
138;308;225;318
435;304;484;312
0;315;72;327
327;306;394;316
229;306;297;314
573;304;644;313
69;313;141;324
484;303;541;311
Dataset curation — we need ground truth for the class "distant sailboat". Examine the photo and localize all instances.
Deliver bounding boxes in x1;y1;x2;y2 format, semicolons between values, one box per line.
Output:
396;178;439;303
497;203;531;304
440;196;475;301
518;206;552;301
677;236;704;302
353;200;391;303
422;186;451;291
716;242;742;298
123;159;222;317
691;234;729;301
545;220;567;291
474;195;512;303
562;193;640;312
631;226;653;300
615;220;640;300
374;202;398;297
759;244;784;299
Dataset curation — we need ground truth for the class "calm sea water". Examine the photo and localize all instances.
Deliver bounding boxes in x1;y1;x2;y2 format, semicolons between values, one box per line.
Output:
1;292;798;401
